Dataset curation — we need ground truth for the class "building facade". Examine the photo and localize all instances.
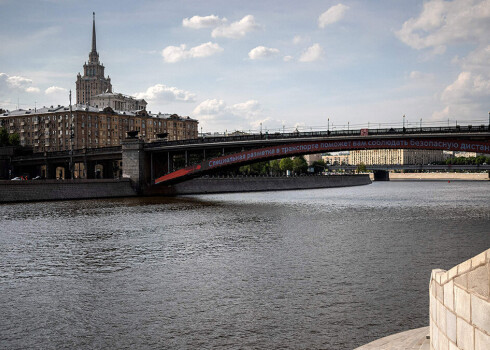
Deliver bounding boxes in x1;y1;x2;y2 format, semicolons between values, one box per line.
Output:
91;92;147;111
76;13;112;105
348;149;444;165
0;106;198;153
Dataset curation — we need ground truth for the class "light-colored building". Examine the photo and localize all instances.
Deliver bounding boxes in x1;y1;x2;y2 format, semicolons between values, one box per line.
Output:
0;106;198;153
323;153;349;165
348;149;444;165
91;92;147;111
304;153;323;165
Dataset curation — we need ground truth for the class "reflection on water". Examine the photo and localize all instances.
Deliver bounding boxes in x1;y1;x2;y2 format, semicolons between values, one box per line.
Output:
0;181;489;349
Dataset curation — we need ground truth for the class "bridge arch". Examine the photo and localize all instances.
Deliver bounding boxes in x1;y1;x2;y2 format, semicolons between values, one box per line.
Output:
154;137;490;185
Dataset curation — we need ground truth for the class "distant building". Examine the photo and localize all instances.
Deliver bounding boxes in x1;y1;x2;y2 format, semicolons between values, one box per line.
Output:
76;13;112;105
304;153;322;165
91;92;147;111
348;149;444;165
0;106;198;153
323;153;349;165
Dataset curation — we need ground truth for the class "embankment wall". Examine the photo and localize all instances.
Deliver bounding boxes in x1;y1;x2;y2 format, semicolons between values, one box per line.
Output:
0;179;137;203
429;249;490;350
147;174;371;196
390;173;489;180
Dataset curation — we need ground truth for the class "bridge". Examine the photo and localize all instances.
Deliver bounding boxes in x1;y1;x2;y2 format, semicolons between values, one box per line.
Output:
4;124;490;192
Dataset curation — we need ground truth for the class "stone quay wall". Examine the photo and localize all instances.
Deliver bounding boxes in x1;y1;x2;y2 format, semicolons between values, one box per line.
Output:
429;249;490;350
0;179;137;203
147;174;371;196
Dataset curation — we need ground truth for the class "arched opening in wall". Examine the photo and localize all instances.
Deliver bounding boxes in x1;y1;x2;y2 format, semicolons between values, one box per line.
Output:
40;165;47;179
74;162;85;179
55;166;65;180
95;164;103;179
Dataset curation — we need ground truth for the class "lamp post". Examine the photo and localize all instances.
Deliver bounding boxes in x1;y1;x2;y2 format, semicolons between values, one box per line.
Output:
69;90;74;180
403;115;405;129
327;118;330;132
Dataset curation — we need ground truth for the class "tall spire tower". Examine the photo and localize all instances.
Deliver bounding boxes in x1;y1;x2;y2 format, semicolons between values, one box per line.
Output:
76;12;112;105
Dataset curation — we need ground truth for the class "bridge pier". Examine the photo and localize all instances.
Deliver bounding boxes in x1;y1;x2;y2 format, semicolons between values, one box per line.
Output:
122;138;149;193
373;170;390;181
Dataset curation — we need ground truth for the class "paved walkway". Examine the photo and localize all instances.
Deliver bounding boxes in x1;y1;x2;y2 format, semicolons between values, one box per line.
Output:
354;326;430;350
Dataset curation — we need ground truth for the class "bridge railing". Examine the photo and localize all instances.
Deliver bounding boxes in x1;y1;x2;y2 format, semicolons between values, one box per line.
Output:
145;124;490;149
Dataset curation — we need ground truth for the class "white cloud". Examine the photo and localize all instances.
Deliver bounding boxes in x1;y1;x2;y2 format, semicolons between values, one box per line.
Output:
192;98;262;130
0;73;40;93
211;15;259;39
161;42;223;63
299;43;323;62
45;86;67;95
318;3;349;28
182;15;225;29
283;55;294;62
134;84;196;103
396;0;490;51
25;87;40;93
442;71;490;102
248;46;279;60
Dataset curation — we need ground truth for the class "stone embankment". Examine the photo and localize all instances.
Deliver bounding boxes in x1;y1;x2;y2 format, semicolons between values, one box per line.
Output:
0;179;137;203
0;175;371;202
389;173;489;181
354;249;490;350
145;174;371;196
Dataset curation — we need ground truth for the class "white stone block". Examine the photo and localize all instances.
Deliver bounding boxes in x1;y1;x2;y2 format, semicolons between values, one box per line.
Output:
475;328;490;350
448;341;458;350
446;309;457;343
471;294;490;334
458;259;471;275
438;329;449;350
437;282;445;303
437;301;447;333
468;265;489;299
457;317;474;350
472;251;487;268
431;294;437;322
448;266;458;280
454;285;471;322
433;323;439;350
444;280;454;311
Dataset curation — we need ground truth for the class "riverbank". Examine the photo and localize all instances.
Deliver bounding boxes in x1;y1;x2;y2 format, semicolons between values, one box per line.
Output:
388;172;489;180
145;174;371;196
0;174;371;202
0;179;137;203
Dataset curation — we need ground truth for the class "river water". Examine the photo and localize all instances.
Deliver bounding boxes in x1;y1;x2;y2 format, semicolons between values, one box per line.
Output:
0;181;489;349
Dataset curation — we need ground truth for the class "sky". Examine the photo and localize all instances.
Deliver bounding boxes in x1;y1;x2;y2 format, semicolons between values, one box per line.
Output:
0;0;489;133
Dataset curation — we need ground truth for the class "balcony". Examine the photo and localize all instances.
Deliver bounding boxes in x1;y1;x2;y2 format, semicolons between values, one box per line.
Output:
34;120;39;125
34;127;39;132
9;122;14;127
21;122;25;126
44;120;50;124
34;135;39;140
20;129;26;133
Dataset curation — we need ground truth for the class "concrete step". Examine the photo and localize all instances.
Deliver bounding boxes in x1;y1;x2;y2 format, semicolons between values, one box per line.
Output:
354;326;430;350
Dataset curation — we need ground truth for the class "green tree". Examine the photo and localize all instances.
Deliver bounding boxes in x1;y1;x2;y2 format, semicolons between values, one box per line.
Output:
311;159;326;173
8;132;20;146
279;158;294;174
0;127;9;146
356;162;367;173
292;156;308;174
270;159;281;175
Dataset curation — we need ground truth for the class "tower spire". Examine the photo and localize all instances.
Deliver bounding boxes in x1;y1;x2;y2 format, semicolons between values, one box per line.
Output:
92;12;96;53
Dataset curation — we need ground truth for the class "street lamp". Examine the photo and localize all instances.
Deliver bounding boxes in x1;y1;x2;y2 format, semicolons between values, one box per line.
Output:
69;90;74;180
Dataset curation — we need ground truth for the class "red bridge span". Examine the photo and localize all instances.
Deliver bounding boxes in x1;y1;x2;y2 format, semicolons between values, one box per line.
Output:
152;130;490;185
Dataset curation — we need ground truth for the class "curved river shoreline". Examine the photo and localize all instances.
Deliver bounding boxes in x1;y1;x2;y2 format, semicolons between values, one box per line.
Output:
0;181;489;349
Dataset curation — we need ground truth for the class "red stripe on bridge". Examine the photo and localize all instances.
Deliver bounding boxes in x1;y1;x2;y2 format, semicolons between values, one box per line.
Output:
154;138;490;185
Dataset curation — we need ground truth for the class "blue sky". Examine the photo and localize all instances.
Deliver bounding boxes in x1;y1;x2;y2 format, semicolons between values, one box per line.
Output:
1;0;489;133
